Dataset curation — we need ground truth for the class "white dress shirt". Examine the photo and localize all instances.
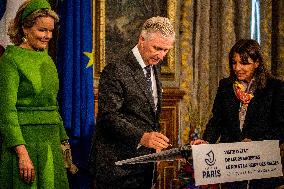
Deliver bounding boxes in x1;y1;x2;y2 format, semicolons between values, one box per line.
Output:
132;45;158;110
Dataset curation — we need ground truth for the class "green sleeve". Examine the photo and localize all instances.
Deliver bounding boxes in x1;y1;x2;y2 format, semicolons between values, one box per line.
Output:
0;57;25;148
58;115;69;142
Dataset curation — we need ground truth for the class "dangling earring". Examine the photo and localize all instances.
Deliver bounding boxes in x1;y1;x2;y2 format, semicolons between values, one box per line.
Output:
22;35;27;43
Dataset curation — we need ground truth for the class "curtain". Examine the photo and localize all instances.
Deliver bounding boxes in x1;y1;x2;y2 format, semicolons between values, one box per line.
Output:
260;0;284;79
251;0;260;43
56;0;95;188
260;0;284;182
180;0;251;143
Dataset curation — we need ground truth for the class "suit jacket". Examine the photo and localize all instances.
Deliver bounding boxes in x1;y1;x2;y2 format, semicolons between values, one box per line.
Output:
89;51;163;186
203;77;284;144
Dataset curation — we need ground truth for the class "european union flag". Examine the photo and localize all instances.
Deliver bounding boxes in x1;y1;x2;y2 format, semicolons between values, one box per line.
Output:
56;0;94;188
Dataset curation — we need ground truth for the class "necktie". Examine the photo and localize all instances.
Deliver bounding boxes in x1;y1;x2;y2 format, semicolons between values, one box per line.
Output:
145;66;152;93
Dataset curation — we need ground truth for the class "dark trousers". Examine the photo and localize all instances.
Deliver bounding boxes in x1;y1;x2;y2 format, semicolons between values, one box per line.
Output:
94;166;154;189
94;175;153;189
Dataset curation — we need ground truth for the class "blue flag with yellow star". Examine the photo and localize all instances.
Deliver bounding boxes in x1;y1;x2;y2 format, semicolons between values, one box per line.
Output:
56;0;94;188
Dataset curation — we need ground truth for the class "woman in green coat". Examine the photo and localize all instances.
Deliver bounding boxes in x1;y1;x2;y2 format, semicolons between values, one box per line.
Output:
0;0;70;188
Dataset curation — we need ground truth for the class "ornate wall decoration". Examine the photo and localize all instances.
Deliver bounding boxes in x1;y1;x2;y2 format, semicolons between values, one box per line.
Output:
93;0;180;83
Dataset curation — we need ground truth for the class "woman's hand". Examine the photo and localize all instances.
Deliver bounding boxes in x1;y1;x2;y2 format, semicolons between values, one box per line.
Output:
191;139;209;145
15;145;35;183
242;138;252;142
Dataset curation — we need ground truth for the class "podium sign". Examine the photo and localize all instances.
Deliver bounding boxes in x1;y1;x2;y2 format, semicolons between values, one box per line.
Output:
192;140;283;185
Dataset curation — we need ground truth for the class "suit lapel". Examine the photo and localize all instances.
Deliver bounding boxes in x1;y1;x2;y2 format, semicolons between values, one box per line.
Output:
127;53;156;113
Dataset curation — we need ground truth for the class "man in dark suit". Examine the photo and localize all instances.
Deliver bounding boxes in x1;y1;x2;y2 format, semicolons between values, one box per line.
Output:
89;16;175;189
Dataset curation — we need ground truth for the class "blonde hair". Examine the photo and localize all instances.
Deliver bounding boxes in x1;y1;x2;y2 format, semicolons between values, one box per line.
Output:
141;16;175;41
8;0;59;45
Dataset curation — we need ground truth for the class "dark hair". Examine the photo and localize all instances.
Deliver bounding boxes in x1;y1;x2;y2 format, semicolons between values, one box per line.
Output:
228;39;271;89
8;0;59;45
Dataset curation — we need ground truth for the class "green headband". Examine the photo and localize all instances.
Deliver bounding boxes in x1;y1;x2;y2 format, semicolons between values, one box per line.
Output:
21;0;51;22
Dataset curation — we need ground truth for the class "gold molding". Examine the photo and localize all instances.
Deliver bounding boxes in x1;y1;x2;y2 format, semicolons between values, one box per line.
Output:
161;0;178;80
161;105;177;139
163;166;177;189
93;0;178;80
180;0;193;145
93;0;106;79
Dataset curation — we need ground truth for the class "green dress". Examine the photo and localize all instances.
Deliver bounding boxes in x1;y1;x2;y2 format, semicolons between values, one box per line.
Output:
0;45;69;189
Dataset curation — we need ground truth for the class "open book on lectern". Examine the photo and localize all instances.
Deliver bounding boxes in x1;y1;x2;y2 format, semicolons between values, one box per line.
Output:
115;144;192;165
115;141;283;185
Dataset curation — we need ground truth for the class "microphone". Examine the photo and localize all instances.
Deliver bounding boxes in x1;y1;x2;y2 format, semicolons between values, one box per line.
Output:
115;144;192;165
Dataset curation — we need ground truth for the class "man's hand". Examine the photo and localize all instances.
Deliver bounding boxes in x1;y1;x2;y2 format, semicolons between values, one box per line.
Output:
140;132;170;151
15;145;35;183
